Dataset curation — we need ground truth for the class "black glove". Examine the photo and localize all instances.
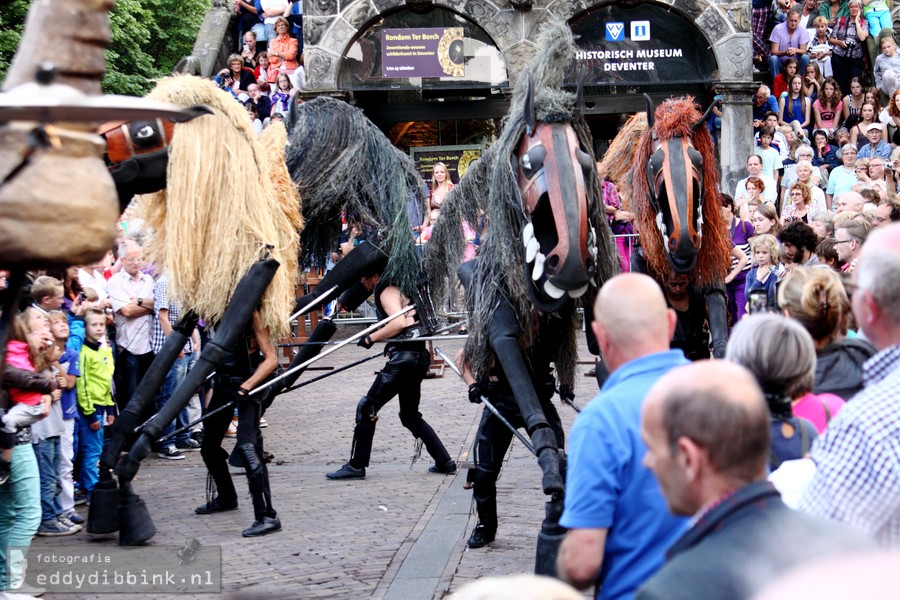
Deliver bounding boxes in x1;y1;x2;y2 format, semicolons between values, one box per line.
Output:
468;383;483;404
357;335;374;349
235;387;257;403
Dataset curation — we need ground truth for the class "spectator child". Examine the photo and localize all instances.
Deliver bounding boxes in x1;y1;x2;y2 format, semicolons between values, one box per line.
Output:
802;62;823;101
875;36;900;97
862;0;891;37
247;102;264;135
271;72;294;116
75;309;116;500
48;311;84;526
755;127;785;182
781;74;813;135
0;313;56;484
745;234;781;312
774;58;800;98
31;341;80;536
808;16;834;76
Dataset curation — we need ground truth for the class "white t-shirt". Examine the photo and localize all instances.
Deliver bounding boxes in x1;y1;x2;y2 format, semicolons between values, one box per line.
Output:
261;0;288;24
735;175;778;205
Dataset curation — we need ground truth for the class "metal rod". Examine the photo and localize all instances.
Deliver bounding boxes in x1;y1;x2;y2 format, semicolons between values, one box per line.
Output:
560;396;582;414
435;347;536;456
156;351;384;443
277;333;468;348
249;304;415;396
288;284;339;322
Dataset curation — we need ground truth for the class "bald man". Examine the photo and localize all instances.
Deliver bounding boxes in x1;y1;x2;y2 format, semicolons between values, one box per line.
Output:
636;361;873;600
557;273;689;599
801;223;900;547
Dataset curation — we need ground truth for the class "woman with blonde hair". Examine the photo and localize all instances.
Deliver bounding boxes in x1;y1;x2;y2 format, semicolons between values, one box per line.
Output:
778;265;875;401
266;17;299;81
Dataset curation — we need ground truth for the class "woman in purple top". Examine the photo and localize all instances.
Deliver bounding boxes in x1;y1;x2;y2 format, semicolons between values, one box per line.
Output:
722;194;755;325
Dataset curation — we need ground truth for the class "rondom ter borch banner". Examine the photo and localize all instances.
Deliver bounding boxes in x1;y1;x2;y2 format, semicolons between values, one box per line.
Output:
570;2;718;86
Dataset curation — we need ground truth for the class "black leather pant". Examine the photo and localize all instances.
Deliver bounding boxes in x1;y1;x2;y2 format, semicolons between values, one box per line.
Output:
348;346;451;469
200;376;276;520
470;391;564;531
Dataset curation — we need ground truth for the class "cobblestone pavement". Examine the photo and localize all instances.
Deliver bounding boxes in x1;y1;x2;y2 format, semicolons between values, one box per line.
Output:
28;333;600;600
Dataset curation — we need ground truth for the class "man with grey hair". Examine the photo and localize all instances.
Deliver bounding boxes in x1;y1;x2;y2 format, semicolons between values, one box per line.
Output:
557;273;689;599
833;219;871;273
107;239;155;410
636;361;873;600
801;223;900;548
826;146;859;208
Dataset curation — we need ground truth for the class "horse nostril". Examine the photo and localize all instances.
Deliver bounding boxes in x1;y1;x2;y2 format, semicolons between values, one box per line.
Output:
692;234;700;246
669;237;678;251
546;254;560;273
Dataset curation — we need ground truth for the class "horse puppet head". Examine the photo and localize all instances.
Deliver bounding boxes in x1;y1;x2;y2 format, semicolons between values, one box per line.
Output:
514;74;598;312
632;96;729;285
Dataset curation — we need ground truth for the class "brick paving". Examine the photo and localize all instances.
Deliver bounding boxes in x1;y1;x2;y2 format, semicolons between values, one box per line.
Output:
28;333;600;599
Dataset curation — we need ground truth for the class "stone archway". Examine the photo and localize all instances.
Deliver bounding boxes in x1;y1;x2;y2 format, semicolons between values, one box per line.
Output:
302;0;753;189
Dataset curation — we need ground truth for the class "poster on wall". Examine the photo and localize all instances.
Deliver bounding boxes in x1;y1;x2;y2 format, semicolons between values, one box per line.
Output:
569;3;718;85
382;27;467;78
409;145;483;193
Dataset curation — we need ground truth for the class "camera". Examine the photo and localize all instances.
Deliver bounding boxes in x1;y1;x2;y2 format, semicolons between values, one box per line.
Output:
846;39;856;48
748;289;770;314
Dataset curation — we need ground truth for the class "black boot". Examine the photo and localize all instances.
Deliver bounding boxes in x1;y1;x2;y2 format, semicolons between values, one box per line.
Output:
428;460;457;474
467;523;496;548
242;516;282;537
236;443;281;537
469;490;498;548
326;463;365;480
195;497;238;515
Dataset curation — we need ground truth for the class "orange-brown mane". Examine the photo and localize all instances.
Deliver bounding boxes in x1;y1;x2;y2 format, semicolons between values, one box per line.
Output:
630;97;729;285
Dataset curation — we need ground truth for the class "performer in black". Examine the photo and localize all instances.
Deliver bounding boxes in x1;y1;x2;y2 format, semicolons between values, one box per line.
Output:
326;268;456;480
457;309;566;549
195;311;281;537
663;271;712;361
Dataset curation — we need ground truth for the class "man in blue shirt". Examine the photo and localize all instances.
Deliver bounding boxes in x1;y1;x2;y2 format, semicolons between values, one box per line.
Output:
557;273;689;600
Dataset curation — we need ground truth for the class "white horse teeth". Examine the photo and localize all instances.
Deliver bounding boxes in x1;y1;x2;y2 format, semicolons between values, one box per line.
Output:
532;253;546;281
568;284;589;299
526;237;540;262
543;280;566;299
522;222;535;246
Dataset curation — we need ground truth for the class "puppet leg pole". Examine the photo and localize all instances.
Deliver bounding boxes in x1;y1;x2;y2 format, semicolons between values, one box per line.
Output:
706;285;728;359
112;258;280;546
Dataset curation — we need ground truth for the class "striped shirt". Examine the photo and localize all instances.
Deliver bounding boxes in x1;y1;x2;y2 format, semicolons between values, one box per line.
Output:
107;270;155;355
151;275;194;355
799;344;900;548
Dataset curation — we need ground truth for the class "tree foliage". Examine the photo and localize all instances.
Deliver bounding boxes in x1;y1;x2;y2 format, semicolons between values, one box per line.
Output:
0;0;210;96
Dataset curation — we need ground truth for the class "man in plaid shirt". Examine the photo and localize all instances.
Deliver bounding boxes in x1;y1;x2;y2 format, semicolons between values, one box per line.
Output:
800;223;900;548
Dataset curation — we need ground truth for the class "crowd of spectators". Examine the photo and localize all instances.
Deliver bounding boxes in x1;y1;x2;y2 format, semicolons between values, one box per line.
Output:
214;0;306;135
558;220;900;599
1;227;208;596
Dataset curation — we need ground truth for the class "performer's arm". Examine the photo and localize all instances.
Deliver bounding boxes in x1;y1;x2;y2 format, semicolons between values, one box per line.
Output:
239;312;278;392
368;286;415;343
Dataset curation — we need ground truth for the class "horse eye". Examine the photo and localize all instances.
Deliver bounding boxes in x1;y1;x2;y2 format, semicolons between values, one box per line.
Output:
520;144;546;179
576;148;594;173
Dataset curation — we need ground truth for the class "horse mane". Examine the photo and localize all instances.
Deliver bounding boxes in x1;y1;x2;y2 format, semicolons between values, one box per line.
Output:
138;75;299;339
258;121;303;233
286;97;423;298
630;97;730;285
424;18;620;389
597;112;647;210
